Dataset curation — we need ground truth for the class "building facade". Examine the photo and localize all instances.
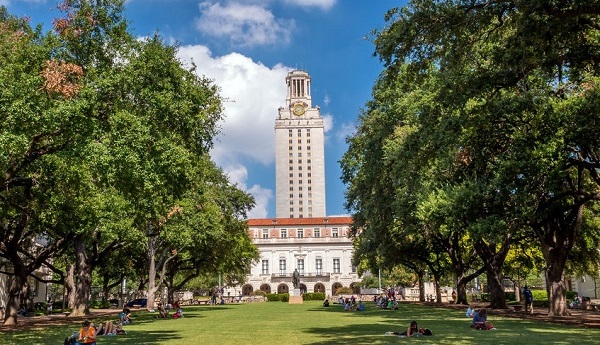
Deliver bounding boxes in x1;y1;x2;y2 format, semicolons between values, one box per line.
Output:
241;71;359;297
275;70;326;219
243;217;359;297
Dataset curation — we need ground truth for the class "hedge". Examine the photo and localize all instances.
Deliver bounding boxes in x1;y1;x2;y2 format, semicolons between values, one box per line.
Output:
302;292;325;301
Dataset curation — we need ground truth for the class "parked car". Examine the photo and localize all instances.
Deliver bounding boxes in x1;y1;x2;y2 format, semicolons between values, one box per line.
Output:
125;298;147;307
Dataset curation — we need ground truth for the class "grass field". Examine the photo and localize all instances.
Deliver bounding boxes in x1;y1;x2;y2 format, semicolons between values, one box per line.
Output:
2;301;600;344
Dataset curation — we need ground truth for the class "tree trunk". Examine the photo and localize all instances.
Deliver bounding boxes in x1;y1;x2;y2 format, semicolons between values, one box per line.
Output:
66;263;76;309
547;269;568;316
456;276;470;305
3;275;28;326
538;204;583;316
70;239;91;317
146;237;158;311
486;271;507;309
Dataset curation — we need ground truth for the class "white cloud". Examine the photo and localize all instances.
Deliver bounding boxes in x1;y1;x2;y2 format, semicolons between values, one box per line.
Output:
196;1;294;47
336;122;356;142
322;114;333;133
177;44;288;216
222;163;273;218
284;0;336;10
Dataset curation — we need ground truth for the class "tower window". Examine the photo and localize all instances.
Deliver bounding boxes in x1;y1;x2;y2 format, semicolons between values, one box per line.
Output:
289;139;293;144
298;139;302;144
289;129;292;137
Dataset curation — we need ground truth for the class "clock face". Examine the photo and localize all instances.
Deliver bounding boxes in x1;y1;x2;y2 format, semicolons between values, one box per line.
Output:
292;103;305;116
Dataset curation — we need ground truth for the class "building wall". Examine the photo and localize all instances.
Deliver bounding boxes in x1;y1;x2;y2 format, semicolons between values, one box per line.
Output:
243;217;359;297
275;70;326;218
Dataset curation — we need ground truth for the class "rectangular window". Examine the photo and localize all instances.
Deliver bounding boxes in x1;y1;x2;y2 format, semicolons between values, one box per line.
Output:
316;258;323;275
289;159;293;164
307;146;311;151
298;139;302;144
290;200;294;205
289;207;294;212
298;159;302;164
299;173;302;177
289;152;293;157
297;229;304;238
262;260;269;275
289;173;293;177
307;139;311;144
314;228;320;238
333;258;340;273
279;259;286;275
289;129;292;137
289;186;293;191
281;229;287;238
289;139;293;144
297;259;304;275
289;145;292;151
332;228;339;238
289;166;293;171
262;229;269;238
289;193;294;198
298;152;302;157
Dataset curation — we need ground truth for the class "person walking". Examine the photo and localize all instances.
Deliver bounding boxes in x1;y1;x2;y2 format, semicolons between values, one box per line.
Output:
523;285;534;314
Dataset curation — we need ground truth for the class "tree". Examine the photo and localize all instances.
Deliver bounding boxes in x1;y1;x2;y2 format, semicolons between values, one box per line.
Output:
368;0;600;316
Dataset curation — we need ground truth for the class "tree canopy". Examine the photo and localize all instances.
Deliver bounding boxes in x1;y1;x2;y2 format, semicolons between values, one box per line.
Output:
342;0;600;316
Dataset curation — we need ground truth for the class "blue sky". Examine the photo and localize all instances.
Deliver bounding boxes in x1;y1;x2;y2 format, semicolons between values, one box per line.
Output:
2;0;404;218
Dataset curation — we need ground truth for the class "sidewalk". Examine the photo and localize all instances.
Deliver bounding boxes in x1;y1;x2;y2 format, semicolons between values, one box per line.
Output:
0;308;127;332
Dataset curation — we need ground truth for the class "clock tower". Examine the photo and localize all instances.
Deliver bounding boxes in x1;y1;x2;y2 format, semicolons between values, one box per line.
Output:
274;70;326;218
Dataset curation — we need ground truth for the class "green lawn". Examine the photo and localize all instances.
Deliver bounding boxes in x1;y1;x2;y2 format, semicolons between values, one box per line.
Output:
2;301;599;344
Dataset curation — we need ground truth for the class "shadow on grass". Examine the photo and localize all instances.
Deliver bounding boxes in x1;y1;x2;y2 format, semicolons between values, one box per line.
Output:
303;303;600;345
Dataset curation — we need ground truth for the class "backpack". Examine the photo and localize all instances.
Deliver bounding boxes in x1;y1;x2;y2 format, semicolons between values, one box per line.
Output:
64;336;76;345
524;289;533;303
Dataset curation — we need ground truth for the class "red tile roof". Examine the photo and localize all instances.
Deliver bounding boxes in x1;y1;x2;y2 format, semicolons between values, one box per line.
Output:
247;216;352;226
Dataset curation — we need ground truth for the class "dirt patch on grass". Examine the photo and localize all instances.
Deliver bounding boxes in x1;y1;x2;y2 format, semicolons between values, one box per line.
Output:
0;309;128;333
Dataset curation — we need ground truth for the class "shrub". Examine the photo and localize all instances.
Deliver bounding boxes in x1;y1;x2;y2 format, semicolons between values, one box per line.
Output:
266;293;280;302
335;287;353;295
505;292;516;301
280;293;290;302
252;290;267;297
532;289;547;301
566;291;577;300
302;292;325;301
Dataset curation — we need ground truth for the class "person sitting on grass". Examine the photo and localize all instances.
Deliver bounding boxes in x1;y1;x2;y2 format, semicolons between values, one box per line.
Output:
471;308;495;330
77;320;97;345
119;308;131;324
323;299;330;307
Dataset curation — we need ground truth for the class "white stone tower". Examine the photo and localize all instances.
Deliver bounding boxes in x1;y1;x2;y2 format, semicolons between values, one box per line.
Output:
275;70;326;218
